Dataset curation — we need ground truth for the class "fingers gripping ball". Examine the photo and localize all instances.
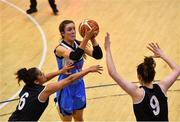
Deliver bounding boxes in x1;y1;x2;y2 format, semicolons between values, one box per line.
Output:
79;19;99;38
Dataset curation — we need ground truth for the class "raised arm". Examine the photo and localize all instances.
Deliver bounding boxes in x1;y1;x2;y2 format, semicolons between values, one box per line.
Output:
55;28;96;61
104;33;140;98
147;43;180;93
39;65;103;102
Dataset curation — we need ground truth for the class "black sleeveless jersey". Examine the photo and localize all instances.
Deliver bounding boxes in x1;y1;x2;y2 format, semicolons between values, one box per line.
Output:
133;84;168;121
8;84;49;121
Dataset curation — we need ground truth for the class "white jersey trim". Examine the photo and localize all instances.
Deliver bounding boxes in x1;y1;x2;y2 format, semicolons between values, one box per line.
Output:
38;86;48;103
133;89;145;104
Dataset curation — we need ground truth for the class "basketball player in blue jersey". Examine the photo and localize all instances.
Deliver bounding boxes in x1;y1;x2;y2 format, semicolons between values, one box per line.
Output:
54;20;103;121
8;65;102;121
105;33;180;121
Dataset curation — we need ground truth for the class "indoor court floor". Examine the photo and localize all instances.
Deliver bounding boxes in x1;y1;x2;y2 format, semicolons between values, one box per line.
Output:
0;0;180;121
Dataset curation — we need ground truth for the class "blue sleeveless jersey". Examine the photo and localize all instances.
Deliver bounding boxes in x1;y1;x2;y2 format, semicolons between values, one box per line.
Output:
54;40;86;116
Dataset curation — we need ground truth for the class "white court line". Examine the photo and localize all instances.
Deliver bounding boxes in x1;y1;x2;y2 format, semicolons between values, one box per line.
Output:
0;0;47;109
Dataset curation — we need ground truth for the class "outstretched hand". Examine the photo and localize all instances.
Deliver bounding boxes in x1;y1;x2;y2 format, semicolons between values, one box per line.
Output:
88;65;103;74
104;32;110;50
147;43;165;58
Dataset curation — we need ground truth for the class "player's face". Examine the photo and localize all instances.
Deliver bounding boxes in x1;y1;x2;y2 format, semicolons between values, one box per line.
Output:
63;23;76;42
36;70;46;84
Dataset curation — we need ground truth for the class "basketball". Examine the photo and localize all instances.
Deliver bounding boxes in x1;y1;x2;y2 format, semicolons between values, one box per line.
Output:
79;19;99;38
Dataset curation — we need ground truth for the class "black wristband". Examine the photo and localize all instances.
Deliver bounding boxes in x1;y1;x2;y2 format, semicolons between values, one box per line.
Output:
69;47;84;61
92;45;103;59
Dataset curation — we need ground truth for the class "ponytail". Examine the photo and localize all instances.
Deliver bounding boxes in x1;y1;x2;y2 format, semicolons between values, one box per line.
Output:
16;67;38;86
137;57;156;83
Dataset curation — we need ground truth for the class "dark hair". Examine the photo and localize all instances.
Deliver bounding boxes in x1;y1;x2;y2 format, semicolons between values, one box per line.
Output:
16;67;39;86
137;57;156;84
59;20;75;38
59;20;87;59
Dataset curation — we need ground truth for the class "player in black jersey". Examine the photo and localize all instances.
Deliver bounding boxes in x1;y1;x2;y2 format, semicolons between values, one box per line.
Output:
104;33;180;121
26;0;59;15
8;65;102;121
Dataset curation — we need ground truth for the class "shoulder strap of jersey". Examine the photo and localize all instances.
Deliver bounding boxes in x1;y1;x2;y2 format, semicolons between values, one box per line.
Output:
74;40;80;46
61;41;73;50
153;84;166;97
140;86;151;95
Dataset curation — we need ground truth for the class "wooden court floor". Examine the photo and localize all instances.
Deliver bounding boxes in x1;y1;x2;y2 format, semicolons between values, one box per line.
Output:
0;0;180;121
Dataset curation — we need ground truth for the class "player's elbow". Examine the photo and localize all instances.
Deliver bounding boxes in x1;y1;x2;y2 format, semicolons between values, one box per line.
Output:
93;53;103;59
69;48;84;61
69;53;82;61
